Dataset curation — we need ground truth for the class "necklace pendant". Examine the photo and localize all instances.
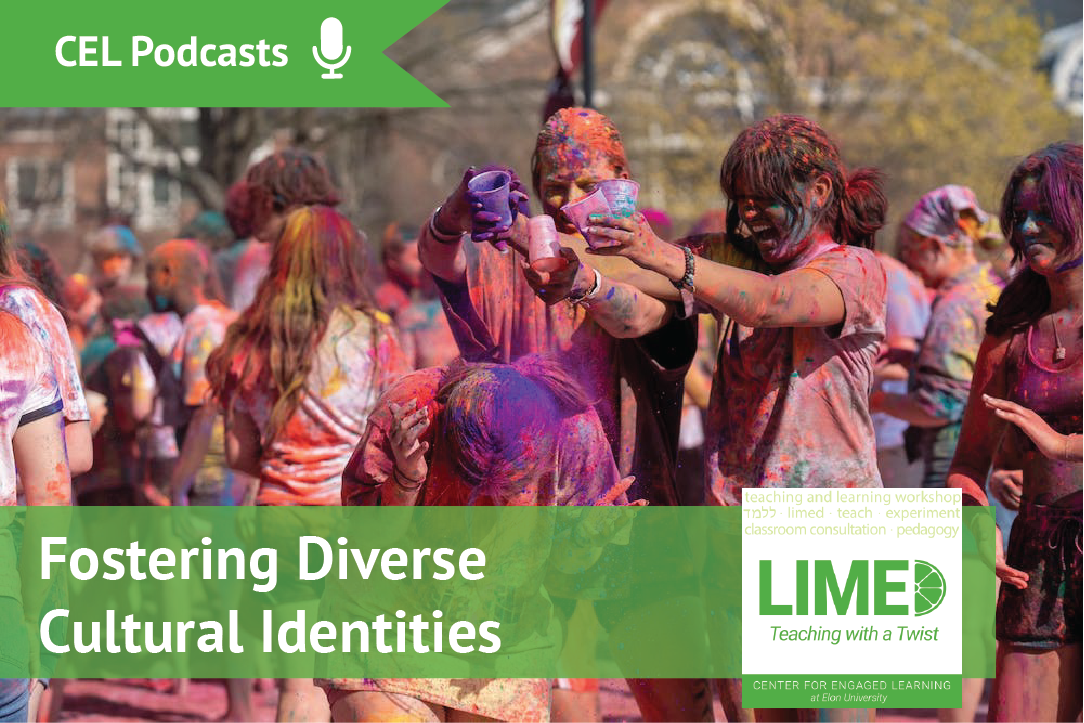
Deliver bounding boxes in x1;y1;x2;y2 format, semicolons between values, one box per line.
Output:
1055;346;1067;362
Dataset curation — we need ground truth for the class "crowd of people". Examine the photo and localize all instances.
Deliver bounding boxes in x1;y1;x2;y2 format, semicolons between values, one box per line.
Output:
0;108;1079;723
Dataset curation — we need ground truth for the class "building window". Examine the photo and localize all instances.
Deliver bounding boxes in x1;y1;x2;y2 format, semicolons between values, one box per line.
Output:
106;108;199;230
4;158;74;228
152;167;173;207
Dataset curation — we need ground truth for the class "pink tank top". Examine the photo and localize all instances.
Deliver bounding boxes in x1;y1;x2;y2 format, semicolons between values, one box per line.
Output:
1002;326;1082;503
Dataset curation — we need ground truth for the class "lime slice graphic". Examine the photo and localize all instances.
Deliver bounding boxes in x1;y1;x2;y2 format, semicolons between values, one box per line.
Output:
913;560;946;616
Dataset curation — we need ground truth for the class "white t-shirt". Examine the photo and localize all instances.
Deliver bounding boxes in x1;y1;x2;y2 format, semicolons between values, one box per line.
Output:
0;310;62;506
234;307;408;506
0;285;89;424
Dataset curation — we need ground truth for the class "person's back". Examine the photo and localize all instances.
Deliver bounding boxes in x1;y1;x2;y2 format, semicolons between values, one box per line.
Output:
0;285;89;439
88;311;184;504
172;299;237;505
0;311;62;507
0;309;71;723
0;283;93;486
236;306;406;506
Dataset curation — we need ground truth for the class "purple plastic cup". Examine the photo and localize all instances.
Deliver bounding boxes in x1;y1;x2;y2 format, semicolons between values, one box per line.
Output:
468;170;514;234
561;189;618;248
597;179;640;220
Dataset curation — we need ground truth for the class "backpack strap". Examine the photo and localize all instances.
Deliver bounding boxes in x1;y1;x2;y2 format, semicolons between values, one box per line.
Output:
131;322;168;378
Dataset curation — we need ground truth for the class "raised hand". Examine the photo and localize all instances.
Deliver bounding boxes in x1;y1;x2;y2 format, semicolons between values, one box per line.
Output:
466;165;531;251
583;211;666;268
389;400;430;486
520;247;588;305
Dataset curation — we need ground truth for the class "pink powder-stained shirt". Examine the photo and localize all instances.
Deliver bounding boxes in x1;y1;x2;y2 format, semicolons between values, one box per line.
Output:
231;239;272;313
373;280;411;321
235;307;410;506
705;245;887;505
910;262;1001;424
0;285;89;424
0;311;62;506
173;302;236;408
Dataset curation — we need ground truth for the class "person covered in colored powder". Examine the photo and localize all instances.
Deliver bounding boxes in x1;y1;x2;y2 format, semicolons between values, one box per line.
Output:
0;200;93;478
206;206;408;721
872;185;1001;489
320;354;635;723
61;273;101;362
419;108;708;721
542;114;888;723
207;206;409;508
0;307;72;723
420;108;695;507
144;240;239;509
948;143;1082;723
85;224;143;293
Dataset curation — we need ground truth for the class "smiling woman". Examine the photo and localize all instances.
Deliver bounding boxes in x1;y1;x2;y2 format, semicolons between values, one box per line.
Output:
947;142;1082;723
559;114;889;499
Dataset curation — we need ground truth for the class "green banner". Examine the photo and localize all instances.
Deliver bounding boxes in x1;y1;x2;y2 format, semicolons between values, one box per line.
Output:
742;675;962;708
0;1;450;107
0;506;993;680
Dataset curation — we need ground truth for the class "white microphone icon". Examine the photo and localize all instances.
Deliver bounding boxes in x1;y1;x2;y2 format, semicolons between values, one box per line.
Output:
313;17;351;79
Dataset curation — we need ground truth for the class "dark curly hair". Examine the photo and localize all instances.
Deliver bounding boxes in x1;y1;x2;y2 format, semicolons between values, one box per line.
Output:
239;150;341;240
719;114;886;253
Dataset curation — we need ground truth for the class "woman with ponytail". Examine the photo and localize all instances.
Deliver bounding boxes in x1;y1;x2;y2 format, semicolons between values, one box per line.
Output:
321;354;634;721
206;205;408;721
947;143;1081;723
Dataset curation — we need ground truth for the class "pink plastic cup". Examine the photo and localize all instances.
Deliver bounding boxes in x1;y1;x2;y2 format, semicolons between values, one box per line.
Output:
597;179;639;220
528;215;569;273
468;170;514;230
561;189;618;248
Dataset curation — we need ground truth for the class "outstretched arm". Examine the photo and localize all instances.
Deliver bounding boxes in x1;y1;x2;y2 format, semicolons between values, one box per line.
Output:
983;395;1083;462
586;214;846;328
418;167;532;283
520;246;674;338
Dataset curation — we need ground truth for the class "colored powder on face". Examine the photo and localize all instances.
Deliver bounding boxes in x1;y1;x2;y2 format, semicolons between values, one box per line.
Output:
532;108;628;195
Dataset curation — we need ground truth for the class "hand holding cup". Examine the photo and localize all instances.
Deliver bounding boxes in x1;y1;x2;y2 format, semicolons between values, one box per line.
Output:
466;166;531;249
